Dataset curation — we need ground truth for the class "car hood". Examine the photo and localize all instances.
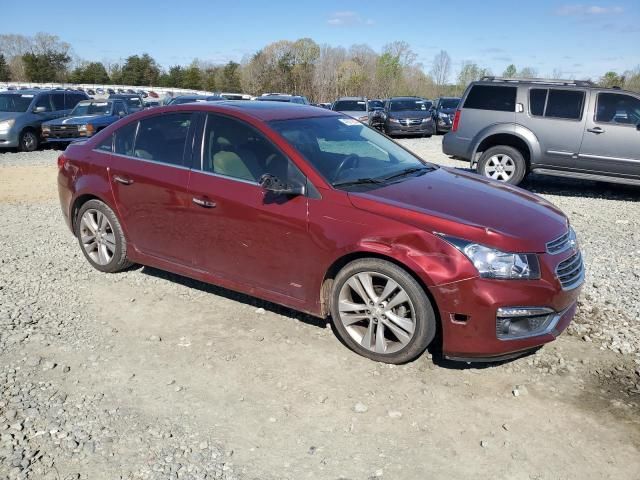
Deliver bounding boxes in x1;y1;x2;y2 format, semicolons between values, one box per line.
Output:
0;111;23;122
338;110;369;119
387;110;431;120
45;115;111;125
348;167;568;253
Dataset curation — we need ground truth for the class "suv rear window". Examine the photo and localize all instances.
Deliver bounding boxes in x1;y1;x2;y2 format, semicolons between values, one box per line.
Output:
529;88;585;120
463;85;516;112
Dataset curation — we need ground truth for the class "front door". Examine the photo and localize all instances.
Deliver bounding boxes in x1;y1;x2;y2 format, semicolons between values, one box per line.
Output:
108;112;196;266
578;90;640;180
187;113;315;301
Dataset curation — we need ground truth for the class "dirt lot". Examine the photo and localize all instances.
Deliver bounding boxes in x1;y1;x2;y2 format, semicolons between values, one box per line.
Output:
1;137;639;480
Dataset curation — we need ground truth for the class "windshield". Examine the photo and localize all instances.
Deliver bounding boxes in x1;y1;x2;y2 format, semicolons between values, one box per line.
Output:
389;99;429;112
333;100;367;112
126;97;142;108
270;116;435;189
368;100;384;110
71;101;112;116
0;94;33;112
440;98;460;109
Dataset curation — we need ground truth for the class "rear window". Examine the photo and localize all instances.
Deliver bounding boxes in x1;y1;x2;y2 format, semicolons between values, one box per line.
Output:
333;100;367;112
529;88;585;120
463;85;516;112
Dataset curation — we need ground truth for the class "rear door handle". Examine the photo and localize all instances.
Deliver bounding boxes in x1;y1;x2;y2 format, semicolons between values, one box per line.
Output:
192;197;216;208
113;175;134;185
587;127;605;134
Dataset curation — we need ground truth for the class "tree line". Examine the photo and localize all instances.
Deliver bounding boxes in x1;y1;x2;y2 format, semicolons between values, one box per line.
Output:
1;33;639;102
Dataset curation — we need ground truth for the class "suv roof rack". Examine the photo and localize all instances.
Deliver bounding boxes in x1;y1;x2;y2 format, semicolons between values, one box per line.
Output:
480;76;595;87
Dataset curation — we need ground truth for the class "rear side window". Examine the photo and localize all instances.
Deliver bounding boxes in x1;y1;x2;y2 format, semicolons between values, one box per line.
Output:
463;85;516;112
545;90;584;120
596;92;640;125
51;93;65;111
133;113;193;166
114;121;138;157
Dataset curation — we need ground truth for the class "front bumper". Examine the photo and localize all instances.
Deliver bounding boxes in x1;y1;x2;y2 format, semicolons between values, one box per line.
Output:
386;122;435;136
436;117;453;131
0;130;19;148
431;268;583;360
44;136;85;144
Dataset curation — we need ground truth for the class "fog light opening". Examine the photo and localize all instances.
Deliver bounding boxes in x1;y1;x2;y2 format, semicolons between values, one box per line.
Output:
496;307;556;340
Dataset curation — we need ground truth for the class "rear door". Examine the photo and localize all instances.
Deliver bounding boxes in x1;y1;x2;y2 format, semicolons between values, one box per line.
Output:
578;90;640;180
108;112;197;265
187;113;315;300
524;87;589;170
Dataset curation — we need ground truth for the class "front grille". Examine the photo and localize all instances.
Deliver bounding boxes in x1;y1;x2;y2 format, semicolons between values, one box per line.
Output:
555;251;584;290
399;118;422;126
48;125;79;139
546;230;571;254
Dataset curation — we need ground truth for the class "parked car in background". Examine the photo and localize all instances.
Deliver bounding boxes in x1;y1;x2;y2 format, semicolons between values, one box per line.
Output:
136;89;148;98
383;97;434;137
143;99;162;108
368;99;386;130
58;102;583;364
42;98;129;144
108;93;145;113
218;92;252;101
96;88;105;95
332;97;370;124
107;88;115;95
147;90;159;98
86;89;96;96
443;76;640;186
316;102;332;109
432;97;460;133
0;89;88;151
166;94;224;105
256;94;309;104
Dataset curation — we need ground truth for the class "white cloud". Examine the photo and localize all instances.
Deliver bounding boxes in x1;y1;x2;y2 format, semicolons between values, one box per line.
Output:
555;4;624;16
327;11;375;26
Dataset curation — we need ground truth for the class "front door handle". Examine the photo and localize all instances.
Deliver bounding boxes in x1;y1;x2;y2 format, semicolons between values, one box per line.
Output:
192;197;216;208
113;175;134;185
587;127;605;134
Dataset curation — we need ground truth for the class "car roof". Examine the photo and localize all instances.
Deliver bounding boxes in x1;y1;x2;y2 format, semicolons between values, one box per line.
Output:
137;101;340;122
335;97;366;101
109;94;140;98
389;96;424;101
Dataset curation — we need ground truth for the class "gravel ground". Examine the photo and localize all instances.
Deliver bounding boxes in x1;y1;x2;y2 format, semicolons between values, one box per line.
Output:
1;138;639;479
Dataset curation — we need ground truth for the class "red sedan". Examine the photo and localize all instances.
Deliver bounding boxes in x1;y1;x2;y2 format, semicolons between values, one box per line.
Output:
57;102;584;364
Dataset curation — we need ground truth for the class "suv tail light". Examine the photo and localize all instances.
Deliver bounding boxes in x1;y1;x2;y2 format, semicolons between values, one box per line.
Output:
57;153;67;170
451;110;461;132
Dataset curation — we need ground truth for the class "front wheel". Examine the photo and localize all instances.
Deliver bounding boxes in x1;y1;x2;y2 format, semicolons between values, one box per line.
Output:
477;146;527;185
330;258;436;364
19;130;39;152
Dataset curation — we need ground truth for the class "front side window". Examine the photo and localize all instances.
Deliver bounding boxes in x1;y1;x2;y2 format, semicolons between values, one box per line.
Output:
34;94;53;112
270;116;435;188
65;93;85;110
202;114;301;183
529;89;547;116
463;85;516;112
439;98;460;109
51;94;65;111
134;113;192;166
596;92;640;125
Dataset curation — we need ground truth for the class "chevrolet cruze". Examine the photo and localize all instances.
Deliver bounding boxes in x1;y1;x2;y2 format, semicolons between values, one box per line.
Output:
57;101;584;364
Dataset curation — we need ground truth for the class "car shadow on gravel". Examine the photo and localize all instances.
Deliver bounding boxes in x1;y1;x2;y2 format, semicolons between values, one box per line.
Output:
138;265;327;330
523;174;640;201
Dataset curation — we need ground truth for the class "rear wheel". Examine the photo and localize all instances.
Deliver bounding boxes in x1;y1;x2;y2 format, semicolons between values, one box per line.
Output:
330;258;436;364
19;129;39;152
75;199;133;273
478;145;527;185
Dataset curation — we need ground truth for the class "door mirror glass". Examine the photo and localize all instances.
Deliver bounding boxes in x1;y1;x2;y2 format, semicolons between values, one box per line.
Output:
118;111;126;117
33;106;47;113
259;174;305;196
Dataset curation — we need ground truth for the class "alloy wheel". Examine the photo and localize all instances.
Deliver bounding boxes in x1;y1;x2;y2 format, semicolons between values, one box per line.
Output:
79;209;116;265
22;132;37;151
338;271;416;354
484;154;516;181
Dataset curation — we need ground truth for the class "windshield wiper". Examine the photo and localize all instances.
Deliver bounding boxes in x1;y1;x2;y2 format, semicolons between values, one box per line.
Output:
381;166;434;182
333;177;384;188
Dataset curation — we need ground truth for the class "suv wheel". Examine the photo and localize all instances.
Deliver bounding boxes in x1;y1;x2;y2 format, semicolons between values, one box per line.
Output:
478;146;527;185
330;258;436;364
19;130;39;152
75;199;133;273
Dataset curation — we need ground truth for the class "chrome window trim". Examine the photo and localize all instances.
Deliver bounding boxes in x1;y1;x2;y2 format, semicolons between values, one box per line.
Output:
190;168;259;186
90;149;192;171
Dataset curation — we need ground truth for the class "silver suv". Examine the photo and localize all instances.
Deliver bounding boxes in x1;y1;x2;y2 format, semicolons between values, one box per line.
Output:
442;77;640;186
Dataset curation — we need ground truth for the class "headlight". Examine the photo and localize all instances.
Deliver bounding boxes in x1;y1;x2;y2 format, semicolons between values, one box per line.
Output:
440;235;540;279
78;124;88;132
41;124;50;132
388;118;400;123
422;117;433;123
438;112;448;119
0;119;15;132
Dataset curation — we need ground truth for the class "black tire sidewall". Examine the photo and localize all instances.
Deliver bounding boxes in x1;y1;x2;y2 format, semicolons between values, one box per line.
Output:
75;199;129;273
478;146;527;185
330;258;436;364
20;130;39;152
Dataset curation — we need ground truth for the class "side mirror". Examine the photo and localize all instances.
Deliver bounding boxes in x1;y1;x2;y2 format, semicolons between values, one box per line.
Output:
118;111;126;117
33;106;47;113
636;123;640;131
259;174;305;196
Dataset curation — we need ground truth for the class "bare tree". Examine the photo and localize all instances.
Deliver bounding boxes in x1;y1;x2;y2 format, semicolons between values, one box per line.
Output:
430;50;451;93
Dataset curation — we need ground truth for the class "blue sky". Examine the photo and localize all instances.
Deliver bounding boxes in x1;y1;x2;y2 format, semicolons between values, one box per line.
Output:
3;0;639;79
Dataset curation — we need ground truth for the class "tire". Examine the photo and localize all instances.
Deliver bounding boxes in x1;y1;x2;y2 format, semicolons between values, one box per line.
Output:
19;129;39;152
477;145;527;185
330;258;436;364
75;199;133;273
